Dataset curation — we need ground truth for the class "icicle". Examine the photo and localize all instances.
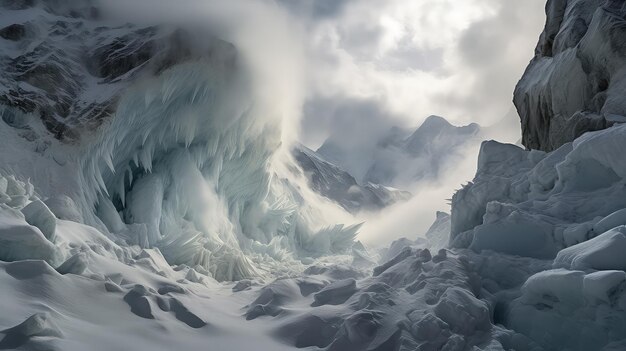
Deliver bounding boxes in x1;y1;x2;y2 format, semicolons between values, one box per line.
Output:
94;168;109;196
127;167;133;186
118;176;126;206
104;153;115;174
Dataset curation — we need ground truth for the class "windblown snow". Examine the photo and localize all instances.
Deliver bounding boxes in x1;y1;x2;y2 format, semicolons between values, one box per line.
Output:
0;0;626;351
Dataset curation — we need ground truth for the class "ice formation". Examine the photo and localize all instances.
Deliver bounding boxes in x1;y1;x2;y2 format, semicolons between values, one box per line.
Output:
0;0;626;350
0;0;362;282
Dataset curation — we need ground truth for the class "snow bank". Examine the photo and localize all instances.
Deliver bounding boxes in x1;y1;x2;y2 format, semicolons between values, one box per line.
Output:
507;267;626;351
0;178;60;264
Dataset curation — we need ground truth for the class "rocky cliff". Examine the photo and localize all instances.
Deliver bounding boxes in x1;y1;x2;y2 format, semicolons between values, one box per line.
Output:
514;0;626;151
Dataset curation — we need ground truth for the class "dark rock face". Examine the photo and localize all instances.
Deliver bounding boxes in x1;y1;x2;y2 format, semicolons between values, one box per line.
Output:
317;115;481;189
0;0;236;142
514;0;626;151
0;24;26;41
292;144;411;213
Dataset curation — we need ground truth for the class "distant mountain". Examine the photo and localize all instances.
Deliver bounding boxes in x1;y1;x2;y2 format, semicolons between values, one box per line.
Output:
317;115;481;188
292;144;411;213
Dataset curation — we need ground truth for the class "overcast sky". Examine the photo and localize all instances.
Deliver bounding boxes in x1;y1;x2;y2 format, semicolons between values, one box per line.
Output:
278;0;547;148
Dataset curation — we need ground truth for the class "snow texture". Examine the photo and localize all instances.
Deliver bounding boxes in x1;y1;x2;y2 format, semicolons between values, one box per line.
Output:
0;1;625;350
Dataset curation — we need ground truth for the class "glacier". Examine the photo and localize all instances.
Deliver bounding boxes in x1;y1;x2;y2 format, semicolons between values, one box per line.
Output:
0;0;626;350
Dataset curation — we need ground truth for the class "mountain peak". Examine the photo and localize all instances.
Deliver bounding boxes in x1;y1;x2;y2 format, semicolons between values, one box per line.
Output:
421;115;452;129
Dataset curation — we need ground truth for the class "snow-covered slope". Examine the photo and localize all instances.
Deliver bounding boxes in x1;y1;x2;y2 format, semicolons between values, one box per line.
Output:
514;0;626;151
292;144;411;213
317;115;481;188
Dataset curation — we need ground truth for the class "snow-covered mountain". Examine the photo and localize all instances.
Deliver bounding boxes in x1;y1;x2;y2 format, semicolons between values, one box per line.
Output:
292;144;411;213
1;1;626;351
317;115;481;188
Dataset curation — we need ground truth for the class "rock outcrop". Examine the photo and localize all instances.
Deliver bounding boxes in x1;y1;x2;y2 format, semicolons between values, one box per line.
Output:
292;144;410;213
514;0;626;151
0;0;235;141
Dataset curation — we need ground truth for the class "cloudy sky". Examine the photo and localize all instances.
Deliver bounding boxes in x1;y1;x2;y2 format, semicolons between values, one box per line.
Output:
103;0;550;244
278;0;547;148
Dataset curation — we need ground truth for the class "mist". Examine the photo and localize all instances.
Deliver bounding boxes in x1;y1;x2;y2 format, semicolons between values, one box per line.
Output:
95;0;543;249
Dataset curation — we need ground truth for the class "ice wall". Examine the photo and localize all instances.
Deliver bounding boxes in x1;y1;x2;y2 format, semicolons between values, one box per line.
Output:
0;0;359;282
72;59;358;281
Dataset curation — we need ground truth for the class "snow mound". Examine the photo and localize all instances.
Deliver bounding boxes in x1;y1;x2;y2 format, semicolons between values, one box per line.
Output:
507;267;626;351
0;312;63;350
0;208;60;264
555;225;626;270
246;247;545;351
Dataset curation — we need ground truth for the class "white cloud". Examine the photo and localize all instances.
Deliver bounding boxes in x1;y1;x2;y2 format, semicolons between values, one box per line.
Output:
293;0;546;148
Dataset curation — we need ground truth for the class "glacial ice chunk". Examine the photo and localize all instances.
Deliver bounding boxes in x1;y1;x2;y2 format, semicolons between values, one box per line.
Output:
44;195;83;222
21;199;57;242
0;312;63;349
582;270;626;304
555;226;626;270
312;278;357;306
0;208;59;264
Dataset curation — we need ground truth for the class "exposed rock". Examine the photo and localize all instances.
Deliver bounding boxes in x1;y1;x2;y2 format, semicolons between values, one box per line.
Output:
56;252;88;275
0;23;26;41
292;144;410;213
123;285;155;319
317;115;481;188
0;1;235;141
169;298;207;328
514;0;626;151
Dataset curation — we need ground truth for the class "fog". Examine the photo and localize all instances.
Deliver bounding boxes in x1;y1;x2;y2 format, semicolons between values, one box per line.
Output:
98;0;546;247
